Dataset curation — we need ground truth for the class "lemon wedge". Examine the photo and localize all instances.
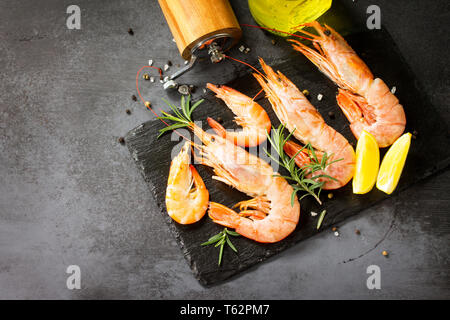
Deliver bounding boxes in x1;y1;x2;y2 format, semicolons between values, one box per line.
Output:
376;133;412;194
353;130;380;194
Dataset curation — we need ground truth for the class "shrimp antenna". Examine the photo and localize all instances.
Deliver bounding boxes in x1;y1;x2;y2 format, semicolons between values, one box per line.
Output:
224;54;267;80
240;23;314;42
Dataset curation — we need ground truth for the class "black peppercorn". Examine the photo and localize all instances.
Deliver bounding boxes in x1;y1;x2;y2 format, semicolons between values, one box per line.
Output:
118;137;125;145
328;111;335;119
132;95;137;101
128;28;134;35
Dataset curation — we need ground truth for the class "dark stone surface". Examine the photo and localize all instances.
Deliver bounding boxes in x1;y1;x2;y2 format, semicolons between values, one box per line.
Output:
0;0;449;298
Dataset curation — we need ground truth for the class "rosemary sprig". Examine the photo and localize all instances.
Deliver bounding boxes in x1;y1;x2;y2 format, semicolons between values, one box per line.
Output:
157;95;204;138
265;124;342;205
201;228;240;266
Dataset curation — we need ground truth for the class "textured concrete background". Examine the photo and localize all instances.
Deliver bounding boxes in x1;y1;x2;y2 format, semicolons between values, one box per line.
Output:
0;0;449;299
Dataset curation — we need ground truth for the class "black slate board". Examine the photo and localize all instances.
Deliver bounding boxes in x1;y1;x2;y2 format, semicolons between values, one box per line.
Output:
125;29;450;285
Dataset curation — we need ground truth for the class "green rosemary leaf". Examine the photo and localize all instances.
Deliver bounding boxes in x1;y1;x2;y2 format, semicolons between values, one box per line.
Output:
218;242;224;266
320;152;327;167
201;233;223;246
302;178;319;185
189;99;204;118
226;237;238;253
309;182;324;190
316;209;327;230
290;189;298;207
298;193;312;201
158;111;184;122
202;228;240;266
326;158;345;166
162;98;184;120
225;229;240;237
158;95;205;138
157;123;189;138
180;95;186;117
215;237;226;247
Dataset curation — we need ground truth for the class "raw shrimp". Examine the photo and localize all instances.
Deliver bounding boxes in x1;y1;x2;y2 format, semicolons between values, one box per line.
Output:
289;21;405;147
191;123;300;243
253;58;355;190
206;83;271;147
165;141;209;224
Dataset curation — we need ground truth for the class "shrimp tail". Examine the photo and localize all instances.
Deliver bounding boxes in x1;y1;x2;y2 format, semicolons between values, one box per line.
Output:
283;140;312;168
208;202;240;229
336;89;365;124
190;164;206;191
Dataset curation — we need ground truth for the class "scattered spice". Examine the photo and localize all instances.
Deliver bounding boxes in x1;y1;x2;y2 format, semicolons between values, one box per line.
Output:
302;89;309;96
150;76;155;83
125;109;131;115
163;64;170;71
317;93;323;101
144;101;151;108
331;226;337;232
328;192;334;199
238;45;246;52
127;28;134;35
148;59;153;66
131;95;137;101
244;47;251;54
167;60;172;67
143;73;150;81
178;84;190;95
184;60;189;65
391;86;397;94
172;38;176;43
328;111;335;119
189;84;196;93
118;137;125;145
355;229;361;235
310;211;318;217
382;250;389;257
163;76;169;82
271;39;277;45
202;88;207;94
334;231;340;237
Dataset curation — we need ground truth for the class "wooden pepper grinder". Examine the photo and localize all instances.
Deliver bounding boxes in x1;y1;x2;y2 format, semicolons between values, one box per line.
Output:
158;0;242;81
